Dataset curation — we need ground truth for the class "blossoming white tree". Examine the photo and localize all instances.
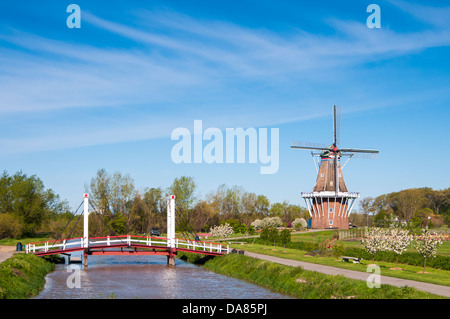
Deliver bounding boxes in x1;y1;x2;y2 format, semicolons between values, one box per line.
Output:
209;223;234;238
251;219;262;230
361;227;389;264
251;217;282;229
385;228;413;269
292;218;307;229
414;230;444;273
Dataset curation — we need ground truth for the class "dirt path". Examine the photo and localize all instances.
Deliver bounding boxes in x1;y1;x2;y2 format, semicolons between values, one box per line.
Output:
0;246;17;263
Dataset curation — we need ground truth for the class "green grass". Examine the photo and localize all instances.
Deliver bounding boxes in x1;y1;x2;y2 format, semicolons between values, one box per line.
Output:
233;243;450;287
0;253;55;299
198;253;443;299
0;237;52;247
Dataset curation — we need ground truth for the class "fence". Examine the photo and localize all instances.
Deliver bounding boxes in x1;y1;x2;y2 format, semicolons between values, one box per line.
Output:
338;229;365;240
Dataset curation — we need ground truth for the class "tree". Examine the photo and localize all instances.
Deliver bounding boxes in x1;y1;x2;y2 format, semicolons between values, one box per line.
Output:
168;176;197;212
292;218;307;229
241;192;257;228
359;197;376;227
279;229;291;251
395;189;426;223
386;229;413;269
88;168;112;215
209;223;233;238
259;216;283;228
267;227;279;246
110;211;127;234
222;186;243;220
255;195;270;218
0;213;24;239
423;188;446;216
361;227;388;263
110;171;135;216
260;228;270;247
414;230;444;273
0;171;69;237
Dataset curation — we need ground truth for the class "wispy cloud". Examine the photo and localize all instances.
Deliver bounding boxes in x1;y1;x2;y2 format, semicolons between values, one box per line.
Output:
1;3;449;155
388;0;450;29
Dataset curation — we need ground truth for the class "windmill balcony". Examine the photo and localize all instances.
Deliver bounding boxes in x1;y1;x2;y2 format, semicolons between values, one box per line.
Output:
301;191;360;198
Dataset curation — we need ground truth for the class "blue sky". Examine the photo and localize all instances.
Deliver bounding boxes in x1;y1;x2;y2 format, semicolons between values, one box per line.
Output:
0;0;449;211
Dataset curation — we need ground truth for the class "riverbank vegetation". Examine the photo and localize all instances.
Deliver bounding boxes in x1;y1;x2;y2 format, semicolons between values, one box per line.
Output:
0;253;55;299
232;242;450;287
178;252;443;299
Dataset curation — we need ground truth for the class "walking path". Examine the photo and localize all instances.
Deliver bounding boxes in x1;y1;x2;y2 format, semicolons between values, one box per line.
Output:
243;250;450;298
0;246;16;264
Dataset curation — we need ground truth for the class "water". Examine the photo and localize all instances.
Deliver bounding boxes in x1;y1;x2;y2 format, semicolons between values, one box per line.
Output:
33;255;293;299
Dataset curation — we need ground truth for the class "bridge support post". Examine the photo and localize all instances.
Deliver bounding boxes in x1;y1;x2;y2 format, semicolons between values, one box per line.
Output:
167;249;175;266
167;195;176;266
83;249;88;270
83;194;89;249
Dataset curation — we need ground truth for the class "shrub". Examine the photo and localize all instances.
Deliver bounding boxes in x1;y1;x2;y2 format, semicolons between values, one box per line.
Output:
332;242;346;260
267;228;279;246
0;213;24;239
279;229;291;249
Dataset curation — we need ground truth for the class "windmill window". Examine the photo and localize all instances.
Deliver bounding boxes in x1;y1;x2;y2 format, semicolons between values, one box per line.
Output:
321;173;324;178
329;208;334;213
329;219;333;225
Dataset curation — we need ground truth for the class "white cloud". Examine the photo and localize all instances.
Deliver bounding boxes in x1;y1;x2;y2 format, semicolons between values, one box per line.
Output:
1;5;450;155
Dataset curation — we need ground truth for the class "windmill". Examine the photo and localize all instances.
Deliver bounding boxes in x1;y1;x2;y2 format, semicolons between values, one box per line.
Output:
291;105;379;229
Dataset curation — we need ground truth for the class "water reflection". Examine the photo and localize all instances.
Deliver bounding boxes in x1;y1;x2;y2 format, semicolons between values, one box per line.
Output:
34;255;292;299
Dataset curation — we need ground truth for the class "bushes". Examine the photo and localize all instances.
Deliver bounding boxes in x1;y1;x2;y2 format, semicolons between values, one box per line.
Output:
342;247;450;270
0;213;24;239
246;235;318;252
0;253;54;299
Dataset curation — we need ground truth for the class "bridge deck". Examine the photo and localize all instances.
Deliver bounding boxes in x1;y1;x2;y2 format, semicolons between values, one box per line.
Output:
26;235;229;257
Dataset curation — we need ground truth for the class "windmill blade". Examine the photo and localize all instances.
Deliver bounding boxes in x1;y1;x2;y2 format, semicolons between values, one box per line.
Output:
291;141;330;151
340;152;379;159
339;148;379;154
333;105;341;146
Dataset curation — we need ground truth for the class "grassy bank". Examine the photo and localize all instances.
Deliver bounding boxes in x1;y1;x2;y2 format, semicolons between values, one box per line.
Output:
233;243;450;287
177;252;443;299
0;253;55;299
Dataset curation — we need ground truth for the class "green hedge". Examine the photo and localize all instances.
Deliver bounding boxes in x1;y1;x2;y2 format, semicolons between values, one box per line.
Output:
244;237;319;252
0;253;55;299
343;248;450;270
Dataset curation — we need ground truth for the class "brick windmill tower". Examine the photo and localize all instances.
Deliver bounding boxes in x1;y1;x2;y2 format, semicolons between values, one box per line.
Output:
291;106;379;229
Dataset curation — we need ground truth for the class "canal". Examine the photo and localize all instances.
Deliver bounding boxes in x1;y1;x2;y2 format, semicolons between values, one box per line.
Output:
33;254;293;299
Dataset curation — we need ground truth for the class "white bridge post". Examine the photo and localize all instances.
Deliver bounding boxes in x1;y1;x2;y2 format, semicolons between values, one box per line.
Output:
83;193;89;270
167;195;176;266
83;193;89;248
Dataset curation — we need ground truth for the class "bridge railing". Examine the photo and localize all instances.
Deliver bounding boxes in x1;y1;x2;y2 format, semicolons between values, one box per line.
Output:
25;237;85;254
173;237;230;254
26;235;230;255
